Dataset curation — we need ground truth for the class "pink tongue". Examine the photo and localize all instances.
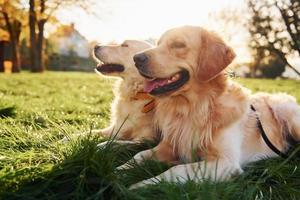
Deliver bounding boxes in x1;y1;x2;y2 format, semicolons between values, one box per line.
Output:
144;78;168;93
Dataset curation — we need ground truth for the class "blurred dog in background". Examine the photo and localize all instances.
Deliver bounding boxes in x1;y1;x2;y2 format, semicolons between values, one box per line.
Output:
93;40;158;143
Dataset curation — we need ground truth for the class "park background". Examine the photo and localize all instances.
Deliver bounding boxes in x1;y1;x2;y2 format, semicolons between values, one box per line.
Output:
0;0;299;78
0;0;300;199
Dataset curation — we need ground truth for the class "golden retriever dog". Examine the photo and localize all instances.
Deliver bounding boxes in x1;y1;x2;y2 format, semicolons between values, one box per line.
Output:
118;26;300;189
93;40;157;143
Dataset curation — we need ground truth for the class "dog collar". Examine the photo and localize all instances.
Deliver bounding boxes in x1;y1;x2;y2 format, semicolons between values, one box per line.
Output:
131;91;155;113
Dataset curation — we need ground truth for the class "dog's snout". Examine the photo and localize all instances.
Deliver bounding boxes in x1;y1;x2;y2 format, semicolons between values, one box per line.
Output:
134;53;148;68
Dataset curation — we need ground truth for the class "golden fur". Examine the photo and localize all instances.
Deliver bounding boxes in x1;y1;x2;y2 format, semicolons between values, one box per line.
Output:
93;40;157;141
118;26;300;188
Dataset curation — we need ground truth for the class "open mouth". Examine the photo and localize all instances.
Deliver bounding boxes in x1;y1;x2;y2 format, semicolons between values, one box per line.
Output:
144;69;189;95
96;63;124;74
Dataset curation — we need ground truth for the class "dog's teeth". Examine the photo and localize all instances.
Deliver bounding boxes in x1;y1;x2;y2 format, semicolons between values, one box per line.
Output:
172;74;180;81
167;80;172;83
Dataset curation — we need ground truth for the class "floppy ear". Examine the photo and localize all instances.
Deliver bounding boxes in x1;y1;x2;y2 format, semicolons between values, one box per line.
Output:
197;30;236;82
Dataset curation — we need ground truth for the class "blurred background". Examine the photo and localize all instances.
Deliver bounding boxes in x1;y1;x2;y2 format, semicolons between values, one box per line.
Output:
0;0;299;79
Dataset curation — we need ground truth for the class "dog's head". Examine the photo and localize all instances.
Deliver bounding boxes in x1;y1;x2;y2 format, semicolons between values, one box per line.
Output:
93;40;152;79
134;26;235;96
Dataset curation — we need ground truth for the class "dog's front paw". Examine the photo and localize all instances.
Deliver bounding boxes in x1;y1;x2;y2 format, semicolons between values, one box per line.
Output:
91;129;108;138
116;162;133;171
129;178;158;190
96;141;109;149
97;126;115;138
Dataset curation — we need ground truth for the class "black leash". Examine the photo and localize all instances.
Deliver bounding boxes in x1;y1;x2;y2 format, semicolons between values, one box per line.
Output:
250;104;289;159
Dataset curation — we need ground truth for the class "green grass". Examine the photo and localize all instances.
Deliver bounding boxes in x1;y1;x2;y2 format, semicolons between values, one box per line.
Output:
0;72;299;200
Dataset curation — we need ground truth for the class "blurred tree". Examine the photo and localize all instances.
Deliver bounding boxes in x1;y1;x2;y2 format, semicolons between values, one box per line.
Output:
28;0;95;72
247;0;300;77
0;0;25;73
209;8;246;43
259;53;286;78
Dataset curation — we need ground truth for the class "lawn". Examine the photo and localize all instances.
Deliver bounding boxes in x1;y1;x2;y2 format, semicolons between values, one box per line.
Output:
0;72;299;200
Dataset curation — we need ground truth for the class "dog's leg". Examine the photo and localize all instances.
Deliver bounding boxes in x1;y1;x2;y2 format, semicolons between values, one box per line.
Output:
98;125;115;137
97;125;136;148
97;140;138;149
129;158;243;189
131;126;157;142
130;122;244;189
116;148;154;170
116;141;175;170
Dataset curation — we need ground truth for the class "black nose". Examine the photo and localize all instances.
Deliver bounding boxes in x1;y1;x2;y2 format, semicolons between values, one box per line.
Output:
94;45;102;53
133;53;148;68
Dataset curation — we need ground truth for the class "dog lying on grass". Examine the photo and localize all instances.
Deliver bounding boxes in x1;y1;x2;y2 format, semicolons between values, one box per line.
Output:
93;40;158;143
117;26;300;189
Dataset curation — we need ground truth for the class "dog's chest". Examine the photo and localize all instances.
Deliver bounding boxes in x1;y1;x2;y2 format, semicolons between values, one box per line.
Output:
156;98;207;161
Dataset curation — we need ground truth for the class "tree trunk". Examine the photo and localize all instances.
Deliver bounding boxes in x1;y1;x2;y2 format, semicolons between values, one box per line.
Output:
250;64;258;78
36;19;46;72
0;41;4;72
29;0;38;72
11;20;22;73
274;49;300;76
286;62;300;76
10;41;21;73
30;0;46;72
2;12;21;73
275;1;300;56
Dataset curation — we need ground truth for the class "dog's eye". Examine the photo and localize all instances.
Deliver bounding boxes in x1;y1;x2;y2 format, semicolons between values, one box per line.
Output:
170;42;186;49
121;43;129;47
